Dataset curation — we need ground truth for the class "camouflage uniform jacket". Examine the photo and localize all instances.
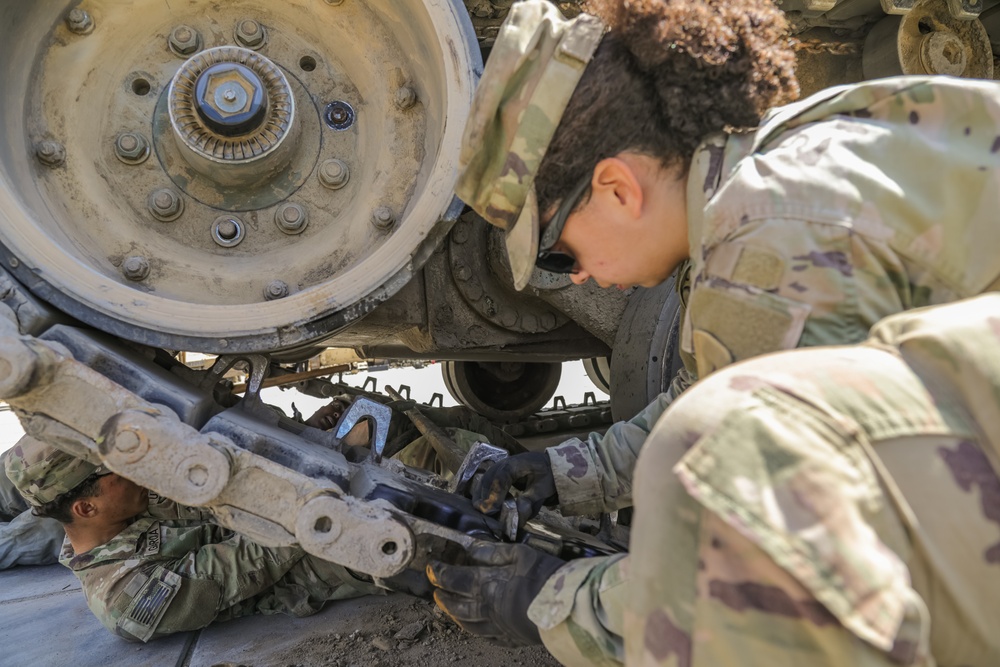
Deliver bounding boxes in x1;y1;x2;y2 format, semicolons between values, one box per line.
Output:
531;293;1000;666
61;492;374;642
546;75;1000;517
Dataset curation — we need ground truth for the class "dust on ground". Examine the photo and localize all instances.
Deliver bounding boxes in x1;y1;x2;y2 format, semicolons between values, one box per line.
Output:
222;594;563;667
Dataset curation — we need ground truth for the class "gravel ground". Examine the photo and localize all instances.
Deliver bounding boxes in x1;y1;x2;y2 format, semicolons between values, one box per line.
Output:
224;594;563;667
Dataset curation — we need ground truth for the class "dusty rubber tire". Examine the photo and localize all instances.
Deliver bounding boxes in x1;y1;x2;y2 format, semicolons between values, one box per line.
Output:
609;273;685;422
582;356;611;396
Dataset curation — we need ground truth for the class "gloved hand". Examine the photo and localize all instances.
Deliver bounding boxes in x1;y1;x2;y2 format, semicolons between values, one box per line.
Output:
471;451;557;525
427;542;565;646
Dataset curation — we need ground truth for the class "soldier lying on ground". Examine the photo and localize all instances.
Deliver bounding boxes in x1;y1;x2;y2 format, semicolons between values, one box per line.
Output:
4;438;381;642
0;447;64;569
430;294;1000;667
453;0;1000;579
1;398;522;641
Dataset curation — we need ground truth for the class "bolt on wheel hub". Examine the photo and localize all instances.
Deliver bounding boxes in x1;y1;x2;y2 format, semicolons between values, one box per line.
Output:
169;47;296;187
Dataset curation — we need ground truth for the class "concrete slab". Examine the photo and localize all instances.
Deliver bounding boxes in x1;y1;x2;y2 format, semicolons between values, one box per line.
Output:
0;564;193;667
0;562;80;602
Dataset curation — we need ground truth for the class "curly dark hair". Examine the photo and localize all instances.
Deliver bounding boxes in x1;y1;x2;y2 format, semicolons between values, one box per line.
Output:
534;0;799;217
33;472;103;524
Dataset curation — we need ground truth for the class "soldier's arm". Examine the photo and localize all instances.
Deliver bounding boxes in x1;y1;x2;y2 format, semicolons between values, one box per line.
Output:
545;391;675;516
97;530;310;642
527;554;629;667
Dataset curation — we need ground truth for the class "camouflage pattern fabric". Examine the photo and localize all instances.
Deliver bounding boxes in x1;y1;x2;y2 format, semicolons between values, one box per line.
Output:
61;493;379;642
531;294;1000;666
454;0;604;288
455;0;603;232
546;75;1000;519
4;434;102;507
0;449;64;569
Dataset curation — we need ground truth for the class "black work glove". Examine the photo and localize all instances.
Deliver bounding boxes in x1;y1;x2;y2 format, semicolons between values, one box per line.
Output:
471;451;557;526
427;543;565;646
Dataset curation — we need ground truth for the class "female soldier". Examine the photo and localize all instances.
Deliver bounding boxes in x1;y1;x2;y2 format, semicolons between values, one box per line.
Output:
431;0;1000;664
459;0;1000;546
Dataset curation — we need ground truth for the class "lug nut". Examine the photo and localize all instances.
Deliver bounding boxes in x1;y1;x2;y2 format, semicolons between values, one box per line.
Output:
275;203;308;234
35;141;66;167
264;280;289;300
372;206;395;231
148;188;184;221
66;8;94;34
122;256;150;281
235;19;265;48
318;159;350;189
169;24;201;57
212;215;245;247
115;132;150;165
395;85;417;110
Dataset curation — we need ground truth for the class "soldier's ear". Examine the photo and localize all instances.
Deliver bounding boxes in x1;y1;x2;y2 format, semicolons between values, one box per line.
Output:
591;157;643;222
71;498;99;521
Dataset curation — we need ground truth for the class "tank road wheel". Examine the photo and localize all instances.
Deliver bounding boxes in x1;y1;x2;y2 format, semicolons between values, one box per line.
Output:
862;0;993;79
0;2;480;353
609;274;685;421
582;356;611;396
442;361;562;422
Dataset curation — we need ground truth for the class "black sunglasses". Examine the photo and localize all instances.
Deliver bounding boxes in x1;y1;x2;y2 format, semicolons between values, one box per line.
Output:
535;170;591;274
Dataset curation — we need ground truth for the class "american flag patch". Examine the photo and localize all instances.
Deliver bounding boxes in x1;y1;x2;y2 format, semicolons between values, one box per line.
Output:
127;579;172;626
117;567;181;642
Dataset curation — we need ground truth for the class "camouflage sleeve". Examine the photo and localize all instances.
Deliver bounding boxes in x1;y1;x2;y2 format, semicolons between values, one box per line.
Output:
547;392;674;516
528;554;628;667
93;525;330;642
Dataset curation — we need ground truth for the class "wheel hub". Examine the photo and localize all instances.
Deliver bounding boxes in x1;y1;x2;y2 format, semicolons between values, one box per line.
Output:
170;48;295;187
0;1;480;353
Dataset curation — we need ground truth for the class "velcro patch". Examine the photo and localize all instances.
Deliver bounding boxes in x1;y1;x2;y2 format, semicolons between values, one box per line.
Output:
704;244;786;292
732;246;785;292
117;566;181;642
688;284;811;369
692;330;735;379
